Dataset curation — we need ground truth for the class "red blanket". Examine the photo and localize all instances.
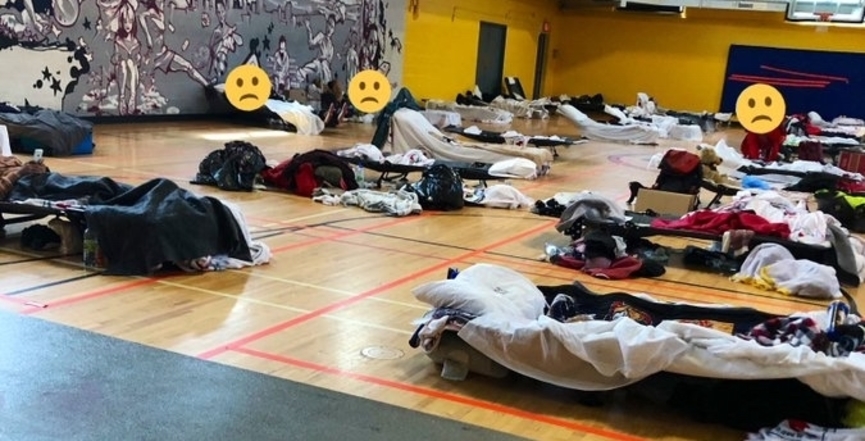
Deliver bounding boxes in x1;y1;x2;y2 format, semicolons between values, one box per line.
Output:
651;210;791;238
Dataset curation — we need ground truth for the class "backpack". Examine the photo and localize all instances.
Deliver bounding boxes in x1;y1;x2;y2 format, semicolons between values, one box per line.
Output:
193;140;267;192
816;190;865;233
408;164;464;211
653;149;703;195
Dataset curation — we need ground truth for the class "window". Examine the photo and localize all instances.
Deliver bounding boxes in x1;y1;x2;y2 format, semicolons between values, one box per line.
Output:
786;0;865;23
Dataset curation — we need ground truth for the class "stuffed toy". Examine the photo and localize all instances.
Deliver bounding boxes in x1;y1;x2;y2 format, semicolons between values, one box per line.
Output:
697;145;727;184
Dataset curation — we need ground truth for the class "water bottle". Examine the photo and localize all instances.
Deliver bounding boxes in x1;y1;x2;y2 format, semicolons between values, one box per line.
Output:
355;163;365;188
83;227;98;268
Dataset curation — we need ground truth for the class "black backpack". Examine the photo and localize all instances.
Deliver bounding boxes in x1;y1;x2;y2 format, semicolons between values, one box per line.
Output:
408;164;464;211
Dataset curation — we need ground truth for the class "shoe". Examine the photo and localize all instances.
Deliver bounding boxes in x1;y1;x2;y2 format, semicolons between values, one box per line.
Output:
446;267;460;279
721;231;732;253
548;294;577;322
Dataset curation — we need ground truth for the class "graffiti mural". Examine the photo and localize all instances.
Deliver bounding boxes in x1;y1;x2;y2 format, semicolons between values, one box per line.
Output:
0;0;405;116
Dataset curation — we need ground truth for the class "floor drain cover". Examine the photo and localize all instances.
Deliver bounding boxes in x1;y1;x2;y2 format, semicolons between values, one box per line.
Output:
361;346;405;360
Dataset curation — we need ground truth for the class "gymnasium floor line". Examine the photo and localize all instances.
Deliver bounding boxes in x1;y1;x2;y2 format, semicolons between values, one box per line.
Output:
196;219;559;359
244;208;352;227
3;213;426;316
225;270;430;311
0;253;77;266
235;225;791;316
458;253;826;310
318;223;825;311
289;227;813;311
230;346;650;441
21;278;161;315
152;278;415;336
254;228;709;307
5;273;101;296
270;212;430;253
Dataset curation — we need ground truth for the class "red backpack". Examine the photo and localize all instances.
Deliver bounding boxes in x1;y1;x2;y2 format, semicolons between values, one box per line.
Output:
653;150;703;195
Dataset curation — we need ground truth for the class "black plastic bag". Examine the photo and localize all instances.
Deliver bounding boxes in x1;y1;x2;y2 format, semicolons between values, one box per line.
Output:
409;164;464;211
193;141;267;191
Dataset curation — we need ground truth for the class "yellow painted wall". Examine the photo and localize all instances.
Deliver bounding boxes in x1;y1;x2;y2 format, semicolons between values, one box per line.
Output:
402;0;557;100
550;8;865;111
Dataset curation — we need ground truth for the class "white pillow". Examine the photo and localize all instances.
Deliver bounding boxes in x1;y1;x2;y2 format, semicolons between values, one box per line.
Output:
412;264;546;320
488;158;537;179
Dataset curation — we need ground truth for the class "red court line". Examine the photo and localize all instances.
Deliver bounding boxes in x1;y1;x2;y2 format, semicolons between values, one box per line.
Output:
270;213;429;254
0;293;39;307
283;225;808;311
729;74;829;85
760;65;849;83
197;219;557;359
20;278;159;315
232;347;648;441
728;76;826;89
467;253;816;310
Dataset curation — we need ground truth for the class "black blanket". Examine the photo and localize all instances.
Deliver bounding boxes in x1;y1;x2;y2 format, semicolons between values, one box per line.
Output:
11;173;251;275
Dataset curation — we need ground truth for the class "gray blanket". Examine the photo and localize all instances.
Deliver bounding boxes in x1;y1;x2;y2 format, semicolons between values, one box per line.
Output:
0;110;93;156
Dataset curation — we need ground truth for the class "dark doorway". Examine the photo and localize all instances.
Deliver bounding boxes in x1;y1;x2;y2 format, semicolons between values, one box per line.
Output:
475;22;507;99
533;33;549;99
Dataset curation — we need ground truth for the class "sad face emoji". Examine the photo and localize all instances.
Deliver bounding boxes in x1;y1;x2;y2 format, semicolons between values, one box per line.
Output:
735;83;786;134
225;65;272;112
348;70;392;114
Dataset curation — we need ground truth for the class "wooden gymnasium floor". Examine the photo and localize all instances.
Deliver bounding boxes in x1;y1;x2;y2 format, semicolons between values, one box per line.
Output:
2;115;862;441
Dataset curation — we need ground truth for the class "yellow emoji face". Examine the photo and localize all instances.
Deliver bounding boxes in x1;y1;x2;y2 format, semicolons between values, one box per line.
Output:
348;70;392;114
225;65;272;112
735;83;786;134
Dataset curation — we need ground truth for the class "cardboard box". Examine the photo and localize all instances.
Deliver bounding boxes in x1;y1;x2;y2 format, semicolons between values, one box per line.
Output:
634;189;697;217
838;150;865;175
287;89;308;104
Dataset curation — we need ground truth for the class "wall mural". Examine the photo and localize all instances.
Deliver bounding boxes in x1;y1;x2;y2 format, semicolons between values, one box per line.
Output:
0;0;406;116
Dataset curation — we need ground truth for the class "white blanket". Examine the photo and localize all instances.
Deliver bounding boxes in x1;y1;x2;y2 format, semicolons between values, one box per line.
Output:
413;263;865;400
264;99;325;136
0;125;10;156
425;100;513;125
387;109;552;175
557;104;661;144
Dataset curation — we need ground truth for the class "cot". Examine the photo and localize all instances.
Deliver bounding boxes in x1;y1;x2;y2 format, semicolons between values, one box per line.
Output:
577;210;861;287
444;126;585;158
342;156;509;188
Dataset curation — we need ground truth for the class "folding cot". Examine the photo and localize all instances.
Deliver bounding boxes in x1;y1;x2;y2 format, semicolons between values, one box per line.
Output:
0;201;85;242
408;263;865;433
576;210;861;287
443;126;585;158
342;156;509;188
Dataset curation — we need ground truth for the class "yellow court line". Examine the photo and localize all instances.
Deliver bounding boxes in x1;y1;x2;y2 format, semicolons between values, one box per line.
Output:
232;270;429;311
260;208;352;226
155;279;412;335
47;158;116;169
120;168;191;183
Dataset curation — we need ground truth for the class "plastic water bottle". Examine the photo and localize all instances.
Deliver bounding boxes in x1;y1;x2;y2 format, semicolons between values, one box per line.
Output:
355;164;365;188
82;228;105;269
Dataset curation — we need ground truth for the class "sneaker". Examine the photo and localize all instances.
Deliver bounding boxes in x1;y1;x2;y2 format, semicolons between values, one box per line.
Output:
323;104;336;127
548;293;577;322
446;267;460;279
337;102;349;122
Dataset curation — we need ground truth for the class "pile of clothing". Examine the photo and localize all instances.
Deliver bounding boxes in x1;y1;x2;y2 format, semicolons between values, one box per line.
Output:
547;230;665;280
747;420;865;441
0;156;48;199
